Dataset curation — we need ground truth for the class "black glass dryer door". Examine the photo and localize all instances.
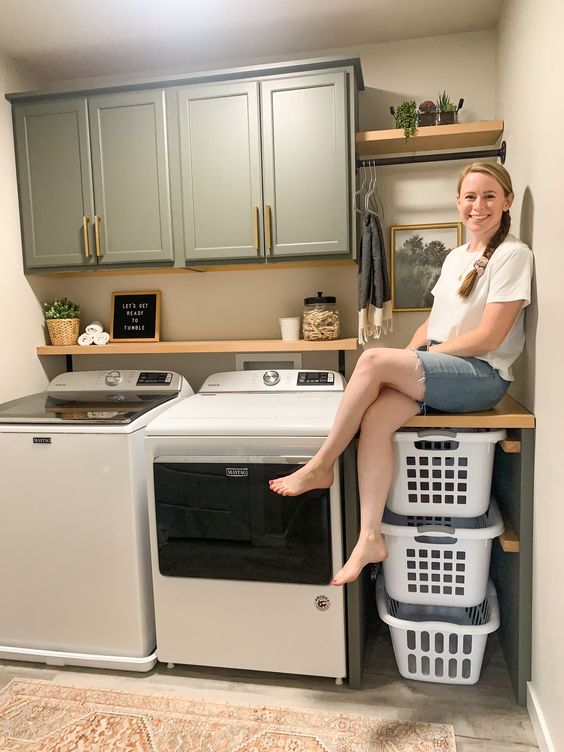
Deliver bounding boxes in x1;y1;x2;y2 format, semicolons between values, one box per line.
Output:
153;460;333;584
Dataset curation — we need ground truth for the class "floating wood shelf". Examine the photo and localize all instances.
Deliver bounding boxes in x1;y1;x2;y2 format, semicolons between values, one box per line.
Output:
355;120;504;156
36;338;359;356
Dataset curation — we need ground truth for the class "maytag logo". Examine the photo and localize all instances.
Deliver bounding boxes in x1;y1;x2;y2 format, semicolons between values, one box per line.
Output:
226;468;248;477
33;437;51;444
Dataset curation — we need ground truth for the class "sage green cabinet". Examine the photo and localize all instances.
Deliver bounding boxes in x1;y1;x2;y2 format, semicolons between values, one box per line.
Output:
13;99;95;268
167;81;263;262
13;90;173;270
261;72;349;259
168;70;351;264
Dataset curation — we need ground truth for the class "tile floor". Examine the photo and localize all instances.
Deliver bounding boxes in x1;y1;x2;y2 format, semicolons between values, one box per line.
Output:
0;624;538;751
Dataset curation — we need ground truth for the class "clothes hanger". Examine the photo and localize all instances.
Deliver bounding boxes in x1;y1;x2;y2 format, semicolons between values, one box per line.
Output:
364;163;380;217
354;165;368;214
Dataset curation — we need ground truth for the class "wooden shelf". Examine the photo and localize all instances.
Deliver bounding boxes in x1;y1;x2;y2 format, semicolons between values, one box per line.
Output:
355;120;504;156
404;394;534;430
36;338;359;356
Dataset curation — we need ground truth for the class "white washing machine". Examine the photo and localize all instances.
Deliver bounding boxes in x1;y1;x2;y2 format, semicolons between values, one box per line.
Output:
0;369;193;671
145;369;347;682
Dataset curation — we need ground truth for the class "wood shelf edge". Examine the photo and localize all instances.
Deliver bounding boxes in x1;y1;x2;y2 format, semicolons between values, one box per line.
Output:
355;120;504;156
36;338;359;356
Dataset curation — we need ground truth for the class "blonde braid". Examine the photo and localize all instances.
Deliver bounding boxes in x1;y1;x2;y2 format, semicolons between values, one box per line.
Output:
458;209;511;298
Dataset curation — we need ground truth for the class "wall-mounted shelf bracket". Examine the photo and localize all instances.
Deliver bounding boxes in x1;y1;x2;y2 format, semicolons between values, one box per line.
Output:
356;140;506;169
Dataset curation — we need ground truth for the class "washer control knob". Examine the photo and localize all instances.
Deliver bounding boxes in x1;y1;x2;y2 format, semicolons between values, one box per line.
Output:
105;370;122;386
263;370;280;386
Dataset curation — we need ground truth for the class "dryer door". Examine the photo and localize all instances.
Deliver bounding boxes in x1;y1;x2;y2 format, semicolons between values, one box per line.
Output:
153;456;333;585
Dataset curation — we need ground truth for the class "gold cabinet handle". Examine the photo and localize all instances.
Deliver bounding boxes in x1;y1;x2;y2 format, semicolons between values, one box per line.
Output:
265;204;273;252
82;216;91;257
252;206;260;254
93;215;102;257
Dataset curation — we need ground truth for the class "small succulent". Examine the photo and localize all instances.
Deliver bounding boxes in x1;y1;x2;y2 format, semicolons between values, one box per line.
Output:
419;100;436;113
43;297;80;320
393;100;418;142
437;90;455;111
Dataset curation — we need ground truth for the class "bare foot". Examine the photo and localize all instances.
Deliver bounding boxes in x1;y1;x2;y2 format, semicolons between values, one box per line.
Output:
331;532;388;586
269;460;333;496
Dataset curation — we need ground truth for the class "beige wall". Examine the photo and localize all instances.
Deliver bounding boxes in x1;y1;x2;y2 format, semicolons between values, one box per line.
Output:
0;54;55;401
28;30;496;390
497;3;563;750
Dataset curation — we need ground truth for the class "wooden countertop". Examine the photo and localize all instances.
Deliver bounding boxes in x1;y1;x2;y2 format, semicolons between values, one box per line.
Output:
404;394;534;429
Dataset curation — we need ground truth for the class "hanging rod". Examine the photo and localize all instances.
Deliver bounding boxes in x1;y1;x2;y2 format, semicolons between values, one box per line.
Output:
356;140;506;169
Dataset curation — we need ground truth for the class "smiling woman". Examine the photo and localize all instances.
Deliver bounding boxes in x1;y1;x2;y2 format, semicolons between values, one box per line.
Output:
269;161;533;587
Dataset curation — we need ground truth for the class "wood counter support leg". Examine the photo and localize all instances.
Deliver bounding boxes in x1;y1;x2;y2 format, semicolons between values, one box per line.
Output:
342;442;368;689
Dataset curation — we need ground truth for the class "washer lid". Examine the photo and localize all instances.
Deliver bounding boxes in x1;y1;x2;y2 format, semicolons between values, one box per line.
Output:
0;370;192;425
0;391;177;425
146;391;343;436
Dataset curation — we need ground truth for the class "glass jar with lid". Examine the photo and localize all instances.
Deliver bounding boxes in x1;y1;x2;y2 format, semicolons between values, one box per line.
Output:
302;291;340;341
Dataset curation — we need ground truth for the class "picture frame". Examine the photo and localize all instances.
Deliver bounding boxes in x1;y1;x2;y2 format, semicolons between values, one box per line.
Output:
391;222;464;312
110;290;161;342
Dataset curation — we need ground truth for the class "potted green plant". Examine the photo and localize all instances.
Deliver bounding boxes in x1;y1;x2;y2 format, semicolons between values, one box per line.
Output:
437;92;463;125
43;297;81;346
418;100;437;127
390;101;418;143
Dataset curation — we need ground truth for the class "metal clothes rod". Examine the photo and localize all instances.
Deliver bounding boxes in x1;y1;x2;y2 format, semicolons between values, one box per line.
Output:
357;140;506;168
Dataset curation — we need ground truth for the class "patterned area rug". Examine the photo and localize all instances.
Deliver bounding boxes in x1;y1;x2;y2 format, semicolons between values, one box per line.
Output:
0;679;456;751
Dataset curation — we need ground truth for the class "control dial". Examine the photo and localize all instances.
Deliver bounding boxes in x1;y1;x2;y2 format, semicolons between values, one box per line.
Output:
105;370;122;386
263;370;280;386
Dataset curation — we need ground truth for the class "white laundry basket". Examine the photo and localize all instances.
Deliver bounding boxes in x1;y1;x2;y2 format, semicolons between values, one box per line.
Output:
376;574;500;685
388;429;506;517
381;499;504;607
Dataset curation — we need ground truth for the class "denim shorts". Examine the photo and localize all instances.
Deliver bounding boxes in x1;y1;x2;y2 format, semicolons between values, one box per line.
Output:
414;348;510;414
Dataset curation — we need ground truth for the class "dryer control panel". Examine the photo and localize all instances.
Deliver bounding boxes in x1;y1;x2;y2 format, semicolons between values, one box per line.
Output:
200;370;345;393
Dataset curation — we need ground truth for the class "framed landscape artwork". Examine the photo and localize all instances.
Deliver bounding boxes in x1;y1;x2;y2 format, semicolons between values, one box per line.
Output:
391;222;464;312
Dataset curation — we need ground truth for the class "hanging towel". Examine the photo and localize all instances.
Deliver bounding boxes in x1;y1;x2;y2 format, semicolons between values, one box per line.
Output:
358;212;393;344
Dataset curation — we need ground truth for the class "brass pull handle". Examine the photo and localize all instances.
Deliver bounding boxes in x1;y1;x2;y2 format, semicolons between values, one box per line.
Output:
82;216;91;257
252;206;260;254
265;204;273;252
93;215;102;257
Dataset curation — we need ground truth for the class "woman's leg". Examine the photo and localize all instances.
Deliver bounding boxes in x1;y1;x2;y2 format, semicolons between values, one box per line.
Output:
269;348;424;496
332;387;421;585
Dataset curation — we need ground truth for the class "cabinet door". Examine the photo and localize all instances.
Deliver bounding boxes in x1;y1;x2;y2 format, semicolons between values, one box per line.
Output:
169;81;263;262
261;72;350;258
13;99;95;269
88;90;173;265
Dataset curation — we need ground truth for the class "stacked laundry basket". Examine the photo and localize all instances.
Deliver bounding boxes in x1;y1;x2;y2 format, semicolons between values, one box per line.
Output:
376;428;506;684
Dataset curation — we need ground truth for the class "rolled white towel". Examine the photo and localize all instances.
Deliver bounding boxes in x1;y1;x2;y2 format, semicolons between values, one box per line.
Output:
85;321;104;335
78;332;94;346
93;331;110;346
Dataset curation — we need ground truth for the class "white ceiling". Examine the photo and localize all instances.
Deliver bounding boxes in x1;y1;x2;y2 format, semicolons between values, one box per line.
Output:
0;0;503;81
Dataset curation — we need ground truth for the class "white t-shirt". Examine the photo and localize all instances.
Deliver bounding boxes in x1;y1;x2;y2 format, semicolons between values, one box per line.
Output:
427;233;533;380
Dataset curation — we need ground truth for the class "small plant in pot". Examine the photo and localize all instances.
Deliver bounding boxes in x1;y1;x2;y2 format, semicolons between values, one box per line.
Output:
418;100;437;127
390;100;418;143
43;297;81;346
437;91;464;125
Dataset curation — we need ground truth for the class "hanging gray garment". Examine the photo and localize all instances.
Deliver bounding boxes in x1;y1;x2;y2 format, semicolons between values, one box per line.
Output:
358;212;393;343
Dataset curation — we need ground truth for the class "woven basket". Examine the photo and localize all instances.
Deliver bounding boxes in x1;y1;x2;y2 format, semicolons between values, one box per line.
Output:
46;318;80;346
